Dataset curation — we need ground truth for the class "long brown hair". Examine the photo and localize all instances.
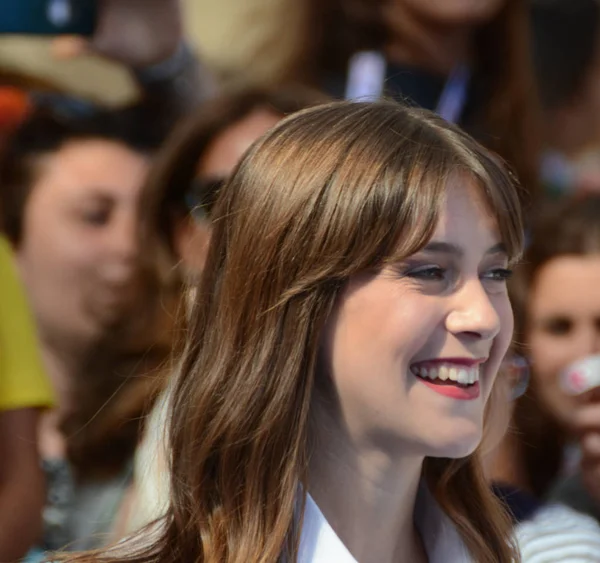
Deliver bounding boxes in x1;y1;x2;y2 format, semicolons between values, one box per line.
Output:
280;0;540;203
61;101;523;562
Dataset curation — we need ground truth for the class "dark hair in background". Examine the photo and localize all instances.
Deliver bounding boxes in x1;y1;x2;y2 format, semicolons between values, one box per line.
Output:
530;0;600;110
510;194;600;497
283;0;541;203
0;104;167;244
141;85;328;260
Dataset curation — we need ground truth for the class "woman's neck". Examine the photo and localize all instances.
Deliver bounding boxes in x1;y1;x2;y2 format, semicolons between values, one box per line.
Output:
383;6;473;75
37;339;89;460
39;336;87;415
309;412;427;563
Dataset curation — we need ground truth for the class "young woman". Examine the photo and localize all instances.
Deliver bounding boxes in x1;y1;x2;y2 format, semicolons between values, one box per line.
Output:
62;100;523;562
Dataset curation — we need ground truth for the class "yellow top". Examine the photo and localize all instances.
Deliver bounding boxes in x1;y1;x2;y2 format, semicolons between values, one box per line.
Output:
0;237;53;411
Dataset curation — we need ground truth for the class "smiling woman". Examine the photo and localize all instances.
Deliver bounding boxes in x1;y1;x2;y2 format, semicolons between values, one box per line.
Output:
59;100;523;563
318;176;516;464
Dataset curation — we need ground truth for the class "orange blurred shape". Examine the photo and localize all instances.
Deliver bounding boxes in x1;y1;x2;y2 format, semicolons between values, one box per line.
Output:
0;87;31;134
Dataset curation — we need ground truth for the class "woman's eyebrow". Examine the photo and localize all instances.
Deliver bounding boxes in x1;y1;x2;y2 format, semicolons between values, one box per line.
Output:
420;241;507;257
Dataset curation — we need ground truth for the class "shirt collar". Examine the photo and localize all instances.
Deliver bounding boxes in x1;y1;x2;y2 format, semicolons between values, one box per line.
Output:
298;485;472;563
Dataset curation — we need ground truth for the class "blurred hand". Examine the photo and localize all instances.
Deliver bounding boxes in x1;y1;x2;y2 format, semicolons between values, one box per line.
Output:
51;0;183;68
572;387;600;504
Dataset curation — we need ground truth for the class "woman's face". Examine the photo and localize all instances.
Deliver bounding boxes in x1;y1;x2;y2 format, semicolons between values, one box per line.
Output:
16;139;149;346
397;0;506;25
321;176;514;459
527;256;600;427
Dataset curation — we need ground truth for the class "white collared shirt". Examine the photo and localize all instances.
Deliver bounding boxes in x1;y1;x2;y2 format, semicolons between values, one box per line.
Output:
298;486;472;563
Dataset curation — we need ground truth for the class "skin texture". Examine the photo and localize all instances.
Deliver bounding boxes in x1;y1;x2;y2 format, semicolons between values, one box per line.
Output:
310;176;514;563
0;408;44;561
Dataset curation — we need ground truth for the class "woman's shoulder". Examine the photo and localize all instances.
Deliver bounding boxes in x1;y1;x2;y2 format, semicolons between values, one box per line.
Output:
515;503;600;562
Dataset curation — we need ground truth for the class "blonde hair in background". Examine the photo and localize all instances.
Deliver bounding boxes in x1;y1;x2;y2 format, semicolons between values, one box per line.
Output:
59;100;523;563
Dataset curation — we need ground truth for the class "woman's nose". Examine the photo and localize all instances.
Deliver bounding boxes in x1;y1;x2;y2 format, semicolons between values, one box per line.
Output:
445;279;501;342
570;325;600;360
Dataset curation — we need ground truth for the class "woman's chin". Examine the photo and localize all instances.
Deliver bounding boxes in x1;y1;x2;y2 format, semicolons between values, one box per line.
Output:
423;425;483;459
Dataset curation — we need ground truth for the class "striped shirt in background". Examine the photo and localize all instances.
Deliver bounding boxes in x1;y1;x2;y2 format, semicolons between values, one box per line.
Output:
515;503;600;562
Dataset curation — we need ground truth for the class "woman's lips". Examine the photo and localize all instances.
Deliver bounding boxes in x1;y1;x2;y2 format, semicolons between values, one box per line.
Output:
410;359;484;401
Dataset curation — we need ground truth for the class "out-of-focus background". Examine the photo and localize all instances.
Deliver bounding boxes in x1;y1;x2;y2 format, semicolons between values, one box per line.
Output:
0;0;299;103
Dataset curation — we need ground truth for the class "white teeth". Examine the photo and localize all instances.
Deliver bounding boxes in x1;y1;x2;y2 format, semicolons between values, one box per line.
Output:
457;369;470;385
411;363;480;385
448;367;458;382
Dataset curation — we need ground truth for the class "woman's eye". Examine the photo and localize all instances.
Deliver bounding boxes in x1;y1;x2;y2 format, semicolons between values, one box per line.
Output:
406;266;446;281
482;268;513;282
543;317;573;336
80;207;111;226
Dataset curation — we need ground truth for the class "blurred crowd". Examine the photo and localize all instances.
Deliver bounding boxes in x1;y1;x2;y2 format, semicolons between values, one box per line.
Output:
3;0;600;561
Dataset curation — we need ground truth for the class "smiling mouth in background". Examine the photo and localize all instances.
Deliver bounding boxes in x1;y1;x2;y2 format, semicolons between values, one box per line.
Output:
410;360;483;400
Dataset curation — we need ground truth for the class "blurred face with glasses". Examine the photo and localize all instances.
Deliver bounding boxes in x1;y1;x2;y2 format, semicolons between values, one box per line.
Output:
173;108;283;277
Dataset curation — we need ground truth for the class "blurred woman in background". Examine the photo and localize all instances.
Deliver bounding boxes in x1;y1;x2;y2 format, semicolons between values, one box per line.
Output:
0;108;176;555
489;195;600;526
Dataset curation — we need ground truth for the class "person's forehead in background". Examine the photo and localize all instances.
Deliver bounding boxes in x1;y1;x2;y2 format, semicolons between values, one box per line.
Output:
196;108;283;178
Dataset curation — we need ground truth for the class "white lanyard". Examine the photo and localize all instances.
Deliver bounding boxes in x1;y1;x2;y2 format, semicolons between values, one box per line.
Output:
344;51;471;124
